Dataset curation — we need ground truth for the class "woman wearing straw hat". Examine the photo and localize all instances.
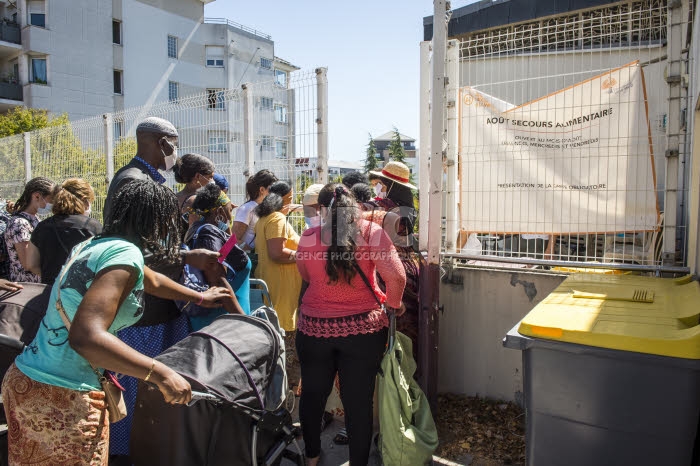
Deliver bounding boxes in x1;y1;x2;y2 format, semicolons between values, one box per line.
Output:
366;161;421;364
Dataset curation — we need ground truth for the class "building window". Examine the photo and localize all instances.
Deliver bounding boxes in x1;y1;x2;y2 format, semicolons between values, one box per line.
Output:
206;45;224;67
208;131;227;153
113;121;124;139
261;136;272;149
260;97;273;110
167;35;178;59
112;20;122;45
274;69;287;87
207;89;225;110
274;104;287;124
260;57;272;69
275;140;287;159
30;57;47;84
113;69;122;94
168;81;178;102
28;1;45;28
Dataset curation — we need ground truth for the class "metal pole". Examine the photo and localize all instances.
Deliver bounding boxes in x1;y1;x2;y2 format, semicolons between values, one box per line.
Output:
315;67;328;184
445;253;691;275
23;131;31;183
662;0;683;265
445;39;459;254
242;83;255;178
419;41;431;251
103;114;114;184
419;0;448;410
287;86;296;191
689;102;700;273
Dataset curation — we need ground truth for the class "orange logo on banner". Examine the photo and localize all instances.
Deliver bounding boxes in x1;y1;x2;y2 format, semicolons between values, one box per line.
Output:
463;94;474;106
602;77;617;89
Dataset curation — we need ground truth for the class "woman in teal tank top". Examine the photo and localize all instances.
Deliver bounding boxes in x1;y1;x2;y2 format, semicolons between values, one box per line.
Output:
3;180;234;465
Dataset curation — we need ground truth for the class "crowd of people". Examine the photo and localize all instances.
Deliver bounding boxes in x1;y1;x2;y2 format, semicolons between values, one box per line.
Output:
0;116;422;466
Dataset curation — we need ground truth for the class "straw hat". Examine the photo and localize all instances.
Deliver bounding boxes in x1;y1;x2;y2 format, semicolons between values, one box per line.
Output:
370;161;416;189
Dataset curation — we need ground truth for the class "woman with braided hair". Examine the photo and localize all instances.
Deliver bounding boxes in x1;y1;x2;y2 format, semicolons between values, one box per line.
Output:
25;178;103;285
3;179;235;465
4;176;56;283
295;183;406;466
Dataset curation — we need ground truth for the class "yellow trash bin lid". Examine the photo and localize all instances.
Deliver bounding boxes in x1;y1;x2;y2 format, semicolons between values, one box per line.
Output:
518;274;700;359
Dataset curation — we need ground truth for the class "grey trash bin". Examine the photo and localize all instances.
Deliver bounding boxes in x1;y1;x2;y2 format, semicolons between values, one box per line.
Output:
503;274;700;466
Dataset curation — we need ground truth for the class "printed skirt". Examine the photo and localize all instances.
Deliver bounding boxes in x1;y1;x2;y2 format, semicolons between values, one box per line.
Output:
2;363;109;465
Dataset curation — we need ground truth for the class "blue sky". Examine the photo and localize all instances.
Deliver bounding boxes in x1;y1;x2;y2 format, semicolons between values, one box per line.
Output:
204;0;478;163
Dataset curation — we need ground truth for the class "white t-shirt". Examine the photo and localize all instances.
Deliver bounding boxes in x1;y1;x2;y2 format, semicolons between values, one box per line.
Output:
234;200;259;249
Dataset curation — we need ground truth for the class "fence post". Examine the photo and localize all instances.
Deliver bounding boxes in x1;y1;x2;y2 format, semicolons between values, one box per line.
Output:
242;83;255;178
23;131;31;183
315;67;328;184
103;114;114;184
663;0;683;265
419;0;448;411
419;41;431;252
445;39;459;254
287;86;296;189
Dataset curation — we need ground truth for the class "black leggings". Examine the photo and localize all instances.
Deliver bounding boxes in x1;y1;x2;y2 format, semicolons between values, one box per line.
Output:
296;328;388;465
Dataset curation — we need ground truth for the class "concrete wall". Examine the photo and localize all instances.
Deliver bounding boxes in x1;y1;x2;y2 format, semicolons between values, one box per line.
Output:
438;267;565;403
121;0;204;108
21;0;114;120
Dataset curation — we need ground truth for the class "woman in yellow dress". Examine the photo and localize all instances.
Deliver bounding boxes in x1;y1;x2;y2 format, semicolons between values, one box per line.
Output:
254;180;303;389
254;180;302;332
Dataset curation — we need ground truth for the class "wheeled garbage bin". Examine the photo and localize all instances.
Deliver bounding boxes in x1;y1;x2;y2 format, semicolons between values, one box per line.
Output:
503;273;700;466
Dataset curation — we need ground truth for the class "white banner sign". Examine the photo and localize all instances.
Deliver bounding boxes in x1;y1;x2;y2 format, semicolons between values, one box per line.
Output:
459;61;659;234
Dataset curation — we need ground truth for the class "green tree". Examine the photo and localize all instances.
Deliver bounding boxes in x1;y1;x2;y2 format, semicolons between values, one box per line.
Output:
294;173;313;205
0;107;71;200
0;107;69;138
388;126;406;163
364;133;379;172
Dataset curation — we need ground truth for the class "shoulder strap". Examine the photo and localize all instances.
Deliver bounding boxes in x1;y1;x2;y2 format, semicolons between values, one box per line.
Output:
54;239;103;380
50;221;72;255
353;262;382;309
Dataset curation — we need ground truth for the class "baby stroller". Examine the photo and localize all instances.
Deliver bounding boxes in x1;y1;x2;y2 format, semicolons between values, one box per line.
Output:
130;310;304;466
0;283;53;466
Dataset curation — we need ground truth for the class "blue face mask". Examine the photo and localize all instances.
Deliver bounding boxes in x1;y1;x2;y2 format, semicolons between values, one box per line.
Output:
217;220;229;232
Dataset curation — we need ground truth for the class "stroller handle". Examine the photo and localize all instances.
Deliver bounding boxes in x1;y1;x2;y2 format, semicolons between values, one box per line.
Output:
0;333;25;351
188;390;220;406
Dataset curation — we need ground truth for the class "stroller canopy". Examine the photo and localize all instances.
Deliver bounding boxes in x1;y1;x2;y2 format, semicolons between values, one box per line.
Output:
155;314;283;411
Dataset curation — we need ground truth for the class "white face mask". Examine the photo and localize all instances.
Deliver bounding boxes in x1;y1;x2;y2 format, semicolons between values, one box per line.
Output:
161;140;178;171
84;203;92;216
374;183;386;199
305;215;321;229
37;202;52;215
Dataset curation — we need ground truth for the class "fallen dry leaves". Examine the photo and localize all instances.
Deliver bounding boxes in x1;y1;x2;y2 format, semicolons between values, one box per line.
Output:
435;394;525;465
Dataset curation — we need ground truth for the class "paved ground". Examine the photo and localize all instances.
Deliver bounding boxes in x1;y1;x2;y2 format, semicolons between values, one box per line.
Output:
281;415;468;466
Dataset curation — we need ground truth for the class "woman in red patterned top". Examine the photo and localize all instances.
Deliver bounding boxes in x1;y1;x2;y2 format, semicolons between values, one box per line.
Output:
296;183;406;466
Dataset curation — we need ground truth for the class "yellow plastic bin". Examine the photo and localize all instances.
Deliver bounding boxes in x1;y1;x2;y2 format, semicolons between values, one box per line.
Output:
503;274;700;466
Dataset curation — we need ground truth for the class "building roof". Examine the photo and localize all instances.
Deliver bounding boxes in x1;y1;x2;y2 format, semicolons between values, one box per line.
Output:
423;0;620;40
274;56;300;71
373;131;416;142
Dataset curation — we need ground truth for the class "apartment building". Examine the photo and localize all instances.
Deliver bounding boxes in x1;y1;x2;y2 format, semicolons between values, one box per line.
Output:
0;0;298;166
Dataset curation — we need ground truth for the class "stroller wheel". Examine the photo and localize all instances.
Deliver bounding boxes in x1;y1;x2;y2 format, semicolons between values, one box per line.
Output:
284;389;295;413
